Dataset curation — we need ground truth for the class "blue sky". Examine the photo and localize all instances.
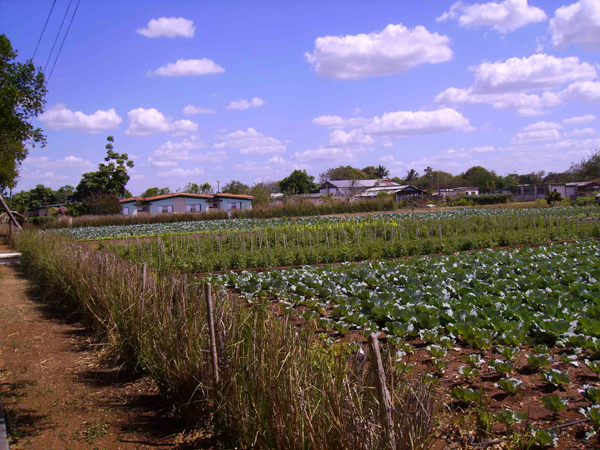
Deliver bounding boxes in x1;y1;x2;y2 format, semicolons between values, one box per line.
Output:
2;0;599;194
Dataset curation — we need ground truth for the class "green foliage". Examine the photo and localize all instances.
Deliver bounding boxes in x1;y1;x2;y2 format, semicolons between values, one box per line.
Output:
461;354;485;369
184;182;213;194
527;353;552;370
75;136;134;199
319;165;367;183
570;150;600;181
541;394;568;413
497;346;520;361
361;165;389;179
222;180;250;195
541;369;570;387
580;385;600;404
458;365;480;379
546;190;563;207
448;194;511;206
280;169;318;194
0;34;47;189
585;359;600;375
497;378;523;395
490;359;514;376
451;387;483;404
85;193;122;216
249;182;272;208
141;187;171;198
495;409;527;428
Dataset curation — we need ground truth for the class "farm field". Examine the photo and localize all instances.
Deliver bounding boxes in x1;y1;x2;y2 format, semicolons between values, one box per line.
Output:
51;205;599;241
209;240;600;447
110;206;600;273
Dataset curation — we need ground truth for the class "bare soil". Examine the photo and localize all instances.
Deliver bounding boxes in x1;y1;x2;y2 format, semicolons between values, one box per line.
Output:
0;244;217;449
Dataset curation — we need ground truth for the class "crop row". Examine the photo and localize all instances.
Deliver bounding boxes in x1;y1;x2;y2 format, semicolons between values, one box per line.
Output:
112;212;600;273
54;205;599;240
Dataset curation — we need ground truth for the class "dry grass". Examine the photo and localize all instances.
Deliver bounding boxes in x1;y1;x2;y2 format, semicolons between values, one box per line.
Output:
16;230;439;449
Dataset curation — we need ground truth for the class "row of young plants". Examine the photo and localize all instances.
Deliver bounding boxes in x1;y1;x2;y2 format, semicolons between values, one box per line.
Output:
206;240;600;445
15;231;438;449
111;211;600;273
50;205;599;241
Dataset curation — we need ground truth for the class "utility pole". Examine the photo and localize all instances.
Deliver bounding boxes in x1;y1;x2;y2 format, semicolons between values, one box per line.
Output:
216;180;220;193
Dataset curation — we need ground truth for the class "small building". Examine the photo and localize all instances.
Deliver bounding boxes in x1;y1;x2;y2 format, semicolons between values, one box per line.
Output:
357;185;425;200
26;203;67;217
511;183;577;201
433;186;479;198
319;179;400;197
566;181;600;195
120;193;253;215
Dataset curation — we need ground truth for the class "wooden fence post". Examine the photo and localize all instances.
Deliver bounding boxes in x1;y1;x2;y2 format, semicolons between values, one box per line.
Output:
368;333;396;448
204;283;219;384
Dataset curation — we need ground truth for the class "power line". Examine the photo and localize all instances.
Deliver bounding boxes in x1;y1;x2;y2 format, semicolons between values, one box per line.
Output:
32;0;58;62
47;0;81;84
44;0;73;73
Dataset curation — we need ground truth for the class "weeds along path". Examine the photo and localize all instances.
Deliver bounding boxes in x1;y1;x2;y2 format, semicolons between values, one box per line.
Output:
0;244;214;449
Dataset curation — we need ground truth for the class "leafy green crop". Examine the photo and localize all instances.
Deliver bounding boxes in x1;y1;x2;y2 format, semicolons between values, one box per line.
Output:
542;369;570;387
497;378;523;394
527;353;552;370
541;394;569;413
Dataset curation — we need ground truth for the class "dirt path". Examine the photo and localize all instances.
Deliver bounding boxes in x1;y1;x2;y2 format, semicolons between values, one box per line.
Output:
0;244;214;449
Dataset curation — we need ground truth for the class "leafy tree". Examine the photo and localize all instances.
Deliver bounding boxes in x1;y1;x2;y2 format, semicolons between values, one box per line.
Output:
222;180;250;195
280;170;318;194
86;193;122;215
546;190;563;207
363;165;390;179
461;166;498;192
141;187;170;198
184;182;213;194
0;35;47;189
55;185;75;203
570;150;600;181
250;182;272;208
75;136;134;199
404;169;419;184
319;165;367;183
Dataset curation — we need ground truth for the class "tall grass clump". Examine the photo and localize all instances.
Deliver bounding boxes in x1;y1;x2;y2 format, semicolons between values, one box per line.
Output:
16;230;439;449
41;209;230;230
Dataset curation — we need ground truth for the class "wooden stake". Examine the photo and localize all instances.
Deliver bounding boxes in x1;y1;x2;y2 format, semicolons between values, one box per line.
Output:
368;333;396;448
0;195;22;230
204;283;219;384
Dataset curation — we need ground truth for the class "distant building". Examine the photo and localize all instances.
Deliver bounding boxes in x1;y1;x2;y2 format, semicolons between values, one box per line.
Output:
26;203;67;217
432;186;479;198
319;179;400;197
357;185;425;199
120;193;253;215
511;183;577;201
566;181;600;195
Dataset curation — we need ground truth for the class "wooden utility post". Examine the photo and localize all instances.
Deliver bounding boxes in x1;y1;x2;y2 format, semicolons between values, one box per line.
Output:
0;195;22;231
368;333;396;448
204;283;219;384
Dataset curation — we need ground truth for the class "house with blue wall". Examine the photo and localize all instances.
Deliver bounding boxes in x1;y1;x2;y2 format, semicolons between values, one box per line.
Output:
119;193;253;215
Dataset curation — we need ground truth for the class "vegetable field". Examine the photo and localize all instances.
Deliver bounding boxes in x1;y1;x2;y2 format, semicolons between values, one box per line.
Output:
209;240;600;446
52;205;598;241
112;209;600;272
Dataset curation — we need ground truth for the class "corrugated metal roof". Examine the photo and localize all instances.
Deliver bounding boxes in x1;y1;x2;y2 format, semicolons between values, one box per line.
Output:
323;179;400;188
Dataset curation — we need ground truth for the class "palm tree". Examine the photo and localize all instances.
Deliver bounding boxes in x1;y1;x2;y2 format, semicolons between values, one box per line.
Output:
405;168;419;184
374;165;390;178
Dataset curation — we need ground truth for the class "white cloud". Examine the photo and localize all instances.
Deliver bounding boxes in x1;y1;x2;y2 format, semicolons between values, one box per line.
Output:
226;97;265;110
39;103;122;134
560;81;600;103
152;59;225;77
157;167;204;177
381;141;394;148
563;114;596;125
214;128;286;155
312;115;372;128
565;127;596;136
183;105;217;115
363;108;474;136
136;17;195;38
470;54;596;94
305;23;452;80
511;128;561;144
470;145;496;153
522;121;562;131
19;167;71;183
125;108;198;136
327;129;375;147
149;138;228;164
293;147;363;162
268;156;286;164
379;155;395;161
24;155;95;170
437;0;547;33
435;54;597;113
549;0;600;50
147;158;178;168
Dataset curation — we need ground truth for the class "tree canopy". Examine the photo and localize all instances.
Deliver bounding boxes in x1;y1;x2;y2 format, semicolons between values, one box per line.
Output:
75;136;134;199
141;187;171;198
319;165;367;183
184;182;213;194
0;34;47;189
222;180;250;195
280;170;318;194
